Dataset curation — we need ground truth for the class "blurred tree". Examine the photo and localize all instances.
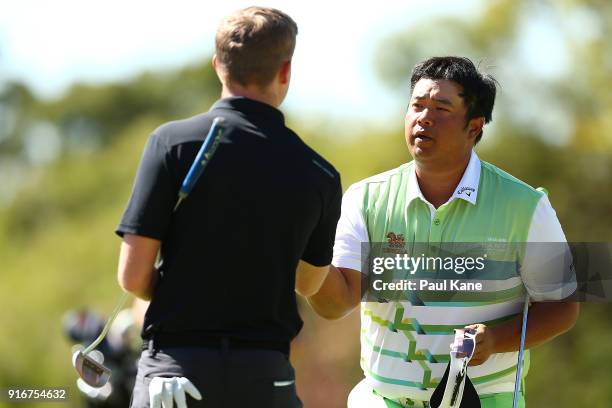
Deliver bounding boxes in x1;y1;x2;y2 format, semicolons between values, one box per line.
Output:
0;59;220;240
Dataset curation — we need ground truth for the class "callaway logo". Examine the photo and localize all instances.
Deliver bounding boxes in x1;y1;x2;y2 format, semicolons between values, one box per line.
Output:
458;186;475;197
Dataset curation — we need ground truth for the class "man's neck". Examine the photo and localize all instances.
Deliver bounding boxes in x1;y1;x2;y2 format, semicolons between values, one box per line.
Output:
415;153;471;208
221;84;279;108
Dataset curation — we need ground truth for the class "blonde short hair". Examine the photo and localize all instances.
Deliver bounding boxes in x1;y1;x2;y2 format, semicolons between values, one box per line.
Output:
215;7;298;87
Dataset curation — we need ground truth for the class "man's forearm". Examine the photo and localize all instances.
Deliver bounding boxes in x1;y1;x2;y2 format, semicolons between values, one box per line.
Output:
117;234;161;301
491;301;579;353
123;270;158;301
307;266;361;320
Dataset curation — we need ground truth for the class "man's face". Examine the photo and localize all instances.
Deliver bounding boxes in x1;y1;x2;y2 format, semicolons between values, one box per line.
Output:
405;78;481;167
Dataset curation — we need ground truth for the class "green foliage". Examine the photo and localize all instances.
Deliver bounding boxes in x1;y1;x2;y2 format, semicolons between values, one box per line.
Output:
0;118;156;407
1;1;611;406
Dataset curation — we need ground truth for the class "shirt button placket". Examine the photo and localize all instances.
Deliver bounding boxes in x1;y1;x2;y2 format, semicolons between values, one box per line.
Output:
429;210;443;243
428;210;444;277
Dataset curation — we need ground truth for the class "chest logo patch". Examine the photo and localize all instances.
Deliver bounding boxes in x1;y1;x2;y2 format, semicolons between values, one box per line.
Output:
386;232;405;248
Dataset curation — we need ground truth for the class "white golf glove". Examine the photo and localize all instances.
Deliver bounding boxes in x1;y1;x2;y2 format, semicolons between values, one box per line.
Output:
149;377;202;408
76;378;112;400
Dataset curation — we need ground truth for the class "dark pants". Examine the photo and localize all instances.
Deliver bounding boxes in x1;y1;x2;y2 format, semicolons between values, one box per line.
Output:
130;347;302;408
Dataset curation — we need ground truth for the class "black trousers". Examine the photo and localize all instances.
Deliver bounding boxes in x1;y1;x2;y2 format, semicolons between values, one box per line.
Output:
130;347;302;408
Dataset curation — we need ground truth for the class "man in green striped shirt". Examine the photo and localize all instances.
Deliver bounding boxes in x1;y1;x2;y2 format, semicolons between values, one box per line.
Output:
308;57;578;407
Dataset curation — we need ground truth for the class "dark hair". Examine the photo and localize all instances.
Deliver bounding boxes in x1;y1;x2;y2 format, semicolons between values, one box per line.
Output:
410;56;498;144
215;7;298;88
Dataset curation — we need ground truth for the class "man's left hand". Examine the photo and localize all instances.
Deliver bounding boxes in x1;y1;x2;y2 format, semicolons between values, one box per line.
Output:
149;377;202;408
464;323;496;366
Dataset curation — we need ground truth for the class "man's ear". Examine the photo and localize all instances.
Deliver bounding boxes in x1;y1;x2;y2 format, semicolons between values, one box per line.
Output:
467;117;484;141
278;60;291;85
212;54;226;85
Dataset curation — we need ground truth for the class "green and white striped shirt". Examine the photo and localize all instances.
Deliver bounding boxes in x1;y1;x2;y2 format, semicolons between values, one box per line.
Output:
332;151;576;401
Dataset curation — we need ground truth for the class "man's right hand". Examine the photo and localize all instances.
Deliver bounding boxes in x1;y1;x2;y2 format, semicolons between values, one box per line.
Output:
307;265;363;319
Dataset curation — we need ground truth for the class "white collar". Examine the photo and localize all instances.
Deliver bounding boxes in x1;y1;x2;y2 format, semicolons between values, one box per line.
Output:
407;150;481;206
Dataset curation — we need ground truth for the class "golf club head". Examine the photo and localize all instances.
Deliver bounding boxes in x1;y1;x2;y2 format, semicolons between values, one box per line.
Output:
430;330;480;408
72;350;111;388
451;329;476;359
430;363;480;408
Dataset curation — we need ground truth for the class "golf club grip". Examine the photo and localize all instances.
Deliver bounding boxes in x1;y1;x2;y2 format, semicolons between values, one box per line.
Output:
178;117;226;198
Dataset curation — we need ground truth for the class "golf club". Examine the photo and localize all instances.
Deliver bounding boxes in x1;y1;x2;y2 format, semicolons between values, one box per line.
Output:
72;116;227;387
174;117;226;210
430;329;480;408
72;292;129;387
511;187;546;407
512;293;530;408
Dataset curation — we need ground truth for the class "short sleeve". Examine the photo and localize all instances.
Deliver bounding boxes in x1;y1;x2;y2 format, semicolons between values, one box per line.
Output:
115;132;178;240
301;176;342;266
332;183;369;272
521;195;577;301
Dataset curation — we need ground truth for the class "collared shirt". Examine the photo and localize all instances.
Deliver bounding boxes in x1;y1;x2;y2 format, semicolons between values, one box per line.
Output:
333;151;575;400
117;96;342;344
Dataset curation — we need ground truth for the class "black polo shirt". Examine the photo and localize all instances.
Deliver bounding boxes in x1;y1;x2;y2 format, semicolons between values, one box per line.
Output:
116;97;341;345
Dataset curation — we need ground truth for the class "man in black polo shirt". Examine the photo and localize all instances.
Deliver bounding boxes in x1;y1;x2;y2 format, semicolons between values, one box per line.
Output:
116;7;341;407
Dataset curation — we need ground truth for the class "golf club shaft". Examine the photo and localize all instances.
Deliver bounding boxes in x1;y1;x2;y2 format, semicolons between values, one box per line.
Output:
513;293;530;408
512;187;546;407
83;291;130;355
